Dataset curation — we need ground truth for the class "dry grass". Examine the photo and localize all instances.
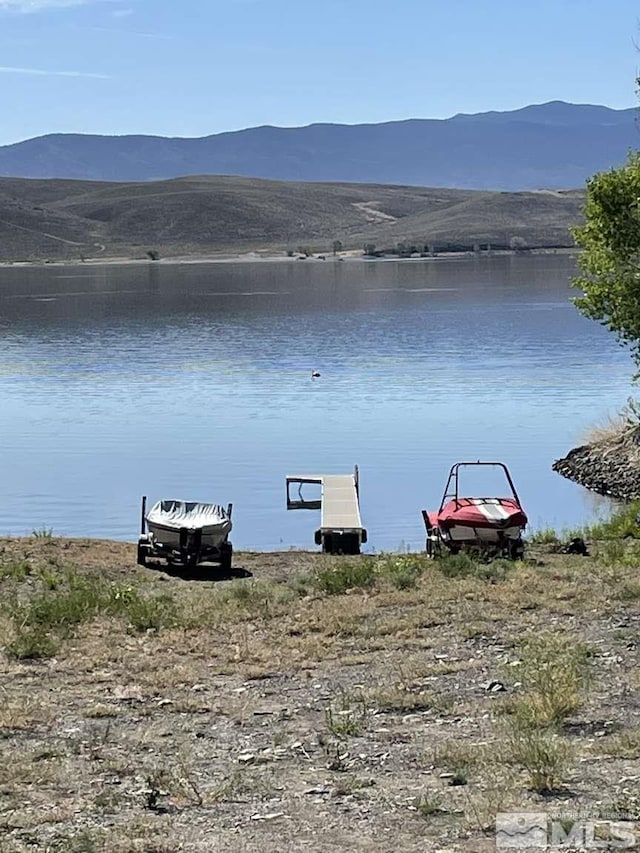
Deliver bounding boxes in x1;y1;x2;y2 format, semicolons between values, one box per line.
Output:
0;174;582;263
0;536;639;851
581;413;629;445
503;632;592;729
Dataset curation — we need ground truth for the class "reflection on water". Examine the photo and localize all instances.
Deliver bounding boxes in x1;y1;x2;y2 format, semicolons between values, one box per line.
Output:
0;255;632;550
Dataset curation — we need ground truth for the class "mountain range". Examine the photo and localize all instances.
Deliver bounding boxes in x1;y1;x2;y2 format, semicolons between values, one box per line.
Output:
0;101;636;190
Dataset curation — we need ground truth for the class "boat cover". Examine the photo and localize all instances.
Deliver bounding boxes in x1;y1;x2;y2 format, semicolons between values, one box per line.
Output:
438;498;527;530
146;500;232;534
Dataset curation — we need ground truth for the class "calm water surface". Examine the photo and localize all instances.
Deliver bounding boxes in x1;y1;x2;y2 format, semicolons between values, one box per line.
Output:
0;255;632;550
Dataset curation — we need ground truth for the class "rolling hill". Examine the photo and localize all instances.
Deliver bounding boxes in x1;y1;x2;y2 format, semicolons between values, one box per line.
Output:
0;174;584;262
0;101;635;190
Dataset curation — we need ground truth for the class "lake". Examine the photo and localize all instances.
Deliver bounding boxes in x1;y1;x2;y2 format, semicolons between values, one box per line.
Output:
0;254;632;551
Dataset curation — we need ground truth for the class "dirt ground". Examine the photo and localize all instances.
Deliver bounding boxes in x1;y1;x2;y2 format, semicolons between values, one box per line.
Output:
1;537;639;852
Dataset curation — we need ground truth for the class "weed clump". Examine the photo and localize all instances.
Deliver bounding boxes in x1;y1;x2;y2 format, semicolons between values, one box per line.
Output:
582;501;640;540
0;560;33;582
506;728;572;794
432;741;478;786
114;588;178;633
506;633;591;729
413;791;445;817
314;559;377;595
31;527;54;539
528;527;561;545
324;690;369;738
3;570;180;659
377;554;426;589
436;551;514;581
500;632;590;793
211;579;298;620
6;626;60;660
312;548;514;596
600;725;640;759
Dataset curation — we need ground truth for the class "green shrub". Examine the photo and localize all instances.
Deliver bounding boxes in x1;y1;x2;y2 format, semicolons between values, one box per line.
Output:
435;551;480;577
314;559;377;595
119;592;178;633
38;566;63;589
0;560;32;582
598;539;628;566
378;554;426;589
6;625;60;660
31;526;54;539
286;574;314;598
436;551;513;581
582;501;640;540
3;571;182;658
528;527;561;545
432;741;477;785
20;574;109;633
473;558;514;581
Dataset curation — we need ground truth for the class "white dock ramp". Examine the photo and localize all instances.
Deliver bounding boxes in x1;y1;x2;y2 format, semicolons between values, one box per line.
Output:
286;465;367;554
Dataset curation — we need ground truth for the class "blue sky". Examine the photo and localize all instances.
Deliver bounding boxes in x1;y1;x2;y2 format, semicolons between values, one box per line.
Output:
0;0;638;144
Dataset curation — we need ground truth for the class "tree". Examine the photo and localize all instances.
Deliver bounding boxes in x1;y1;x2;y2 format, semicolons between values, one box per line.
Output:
332;239;343;256
572;153;640;368
509;236;528;252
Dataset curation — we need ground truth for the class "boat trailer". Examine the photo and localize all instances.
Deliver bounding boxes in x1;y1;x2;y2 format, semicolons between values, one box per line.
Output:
422;461;527;560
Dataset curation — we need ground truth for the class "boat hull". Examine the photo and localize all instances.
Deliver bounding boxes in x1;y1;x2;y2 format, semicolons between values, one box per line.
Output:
437;498;527;543
441;523;523;543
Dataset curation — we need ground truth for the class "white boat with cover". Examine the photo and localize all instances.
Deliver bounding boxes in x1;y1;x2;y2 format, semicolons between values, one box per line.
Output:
147;500;231;545
137;497;233;570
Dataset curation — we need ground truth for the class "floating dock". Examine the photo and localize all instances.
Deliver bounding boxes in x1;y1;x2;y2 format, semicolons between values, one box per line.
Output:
286;465;367;554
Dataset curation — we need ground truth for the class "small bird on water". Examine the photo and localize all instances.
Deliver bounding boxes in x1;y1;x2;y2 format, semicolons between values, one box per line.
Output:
311;370;321;378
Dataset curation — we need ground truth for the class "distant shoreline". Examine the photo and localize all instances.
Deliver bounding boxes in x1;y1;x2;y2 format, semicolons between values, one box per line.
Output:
0;246;579;270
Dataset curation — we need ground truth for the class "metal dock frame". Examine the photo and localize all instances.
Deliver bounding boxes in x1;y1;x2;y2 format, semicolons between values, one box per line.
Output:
286;465;367;554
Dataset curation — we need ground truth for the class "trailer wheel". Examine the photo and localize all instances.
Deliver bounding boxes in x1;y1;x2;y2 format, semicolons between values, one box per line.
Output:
425;534;440;559
220;543;232;573
508;538;524;561
137;543;148;568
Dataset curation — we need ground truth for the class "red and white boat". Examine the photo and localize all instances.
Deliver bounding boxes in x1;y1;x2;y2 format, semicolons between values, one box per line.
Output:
422;462;528;558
